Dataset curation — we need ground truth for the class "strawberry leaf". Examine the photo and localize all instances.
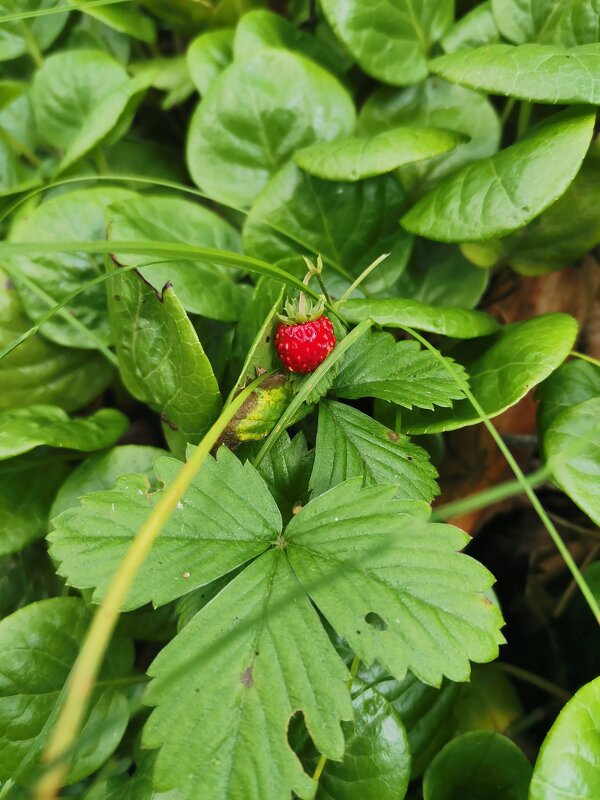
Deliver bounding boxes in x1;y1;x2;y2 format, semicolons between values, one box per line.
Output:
330;331;466;410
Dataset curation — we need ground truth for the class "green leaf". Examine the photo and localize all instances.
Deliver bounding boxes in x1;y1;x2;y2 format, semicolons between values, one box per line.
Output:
492;0;600;46
7;186;135;349
0;543;61;619
64;12;131;63
331;331;466;410
403;313;578;433
68;0;156;43
430;43;600;104
310;400;439;502
321;0;454;85
359;78;501;190
131;57;194;110
186;48;355;207
106;262;222;445
251;431;313;520
187;29;234;96
294;126;467;182
402;108;595;242
138;0;263;32
0;597;134;784
0;405;128;461
50;444;165;521
143;549;352;800
496;138;600;275
0;454;68;556
243;163;413;297
234;9;343;74
0;269;114;412
394;242;488;309
441;2;501;52
286;481;504;685
423;731;532;800
32;49;128;151
536;359;600;437
530;676;600;800
0;0;69;62
49;447;281;610
341;297;498;339
108;193;247;322
316;679;412;800
544;397;600;526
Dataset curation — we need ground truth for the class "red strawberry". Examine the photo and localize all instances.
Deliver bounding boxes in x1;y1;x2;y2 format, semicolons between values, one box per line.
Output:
275;315;336;374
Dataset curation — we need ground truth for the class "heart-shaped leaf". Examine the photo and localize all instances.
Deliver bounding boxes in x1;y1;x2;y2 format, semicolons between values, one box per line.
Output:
0;597;134;784
321;0;454;86
186;48;355;207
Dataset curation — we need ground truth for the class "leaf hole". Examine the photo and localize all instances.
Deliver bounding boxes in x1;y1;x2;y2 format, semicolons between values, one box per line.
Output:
365;612;387;631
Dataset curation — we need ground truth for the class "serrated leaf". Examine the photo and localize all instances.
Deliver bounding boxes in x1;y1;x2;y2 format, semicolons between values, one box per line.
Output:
107;262;222;445
186;48;355;207
251;431;313;519
430;43;600;104
403;313;578;433
0;269;113;412
311;401;439;502
0;406;128;461
7;186;135;349
441;2;501;53
243;162;413;297
49;447;281;610
316;679;411;800
321;0;454;86
402;108;595;242
295;127;467;182
544;397;600;526
287;481;504;686
492;0;600;47
50;444;165;521
330;331;466;410
234;9;342;73
359;78;501;190
423;731;532;800
0;597;134;784
536;359;600;437
143;549;353;800
187;29;234;95
341;297;498;339
529;676;600;799
0;455;68;556
108;193;247;322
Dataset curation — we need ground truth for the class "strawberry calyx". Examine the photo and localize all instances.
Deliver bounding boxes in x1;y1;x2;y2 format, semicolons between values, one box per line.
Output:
278;296;325;325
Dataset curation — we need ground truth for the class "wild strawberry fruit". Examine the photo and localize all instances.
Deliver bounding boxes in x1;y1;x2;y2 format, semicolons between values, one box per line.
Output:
275;314;336;374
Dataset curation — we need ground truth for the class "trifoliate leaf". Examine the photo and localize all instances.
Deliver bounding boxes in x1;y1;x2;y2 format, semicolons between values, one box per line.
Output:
311;401;439;502
143;549;353;800
330;331;466;410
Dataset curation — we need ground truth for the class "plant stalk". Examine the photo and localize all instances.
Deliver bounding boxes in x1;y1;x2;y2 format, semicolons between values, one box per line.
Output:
34;372;273;800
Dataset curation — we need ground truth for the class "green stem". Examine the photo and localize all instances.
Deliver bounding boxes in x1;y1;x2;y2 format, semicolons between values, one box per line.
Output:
517;102;532;138
571;350;600;370
20;20;43;68
500;97;516;126
34;372;274;800
0;126;41;167
432;464;551;521
312;655;361;783
398;324;600;626
498;663;570;702
336;253;390;306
